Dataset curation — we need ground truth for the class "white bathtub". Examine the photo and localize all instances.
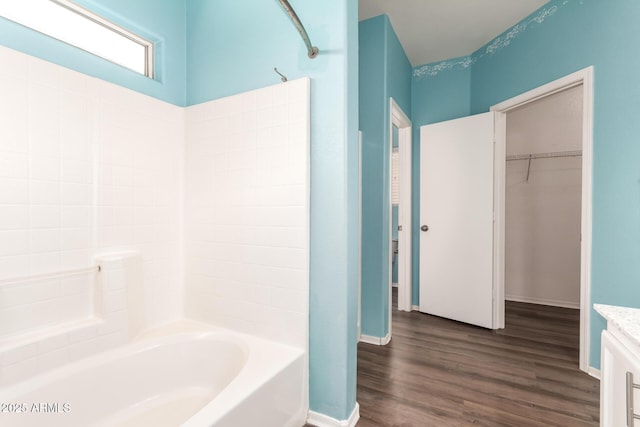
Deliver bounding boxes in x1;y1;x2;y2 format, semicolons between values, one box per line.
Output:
0;321;307;427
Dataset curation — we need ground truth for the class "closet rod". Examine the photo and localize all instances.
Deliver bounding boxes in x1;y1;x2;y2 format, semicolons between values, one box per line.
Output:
506;150;582;161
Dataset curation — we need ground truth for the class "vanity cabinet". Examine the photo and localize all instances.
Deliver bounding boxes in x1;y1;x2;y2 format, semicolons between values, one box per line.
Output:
601;330;640;426
597;305;640;427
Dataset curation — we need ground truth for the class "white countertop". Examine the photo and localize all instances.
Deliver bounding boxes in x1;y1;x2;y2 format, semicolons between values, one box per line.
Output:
595;304;640;348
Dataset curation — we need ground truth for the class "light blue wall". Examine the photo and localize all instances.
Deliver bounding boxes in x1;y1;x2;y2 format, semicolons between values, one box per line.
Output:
469;0;640;369
359;16;386;338
187;0;360;419
359;15;411;338
345;0;360;414
387;22;412;115
187;0;298;104
411;0;640;368
0;0;359;420
0;0;187;105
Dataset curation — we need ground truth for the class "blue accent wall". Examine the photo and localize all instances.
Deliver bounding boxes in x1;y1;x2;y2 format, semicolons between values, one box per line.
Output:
470;0;640;370
387;21;412;115
0;0;187;106
359;15;411;338
411;0;640;368
359;16;386;338
346;0;360;414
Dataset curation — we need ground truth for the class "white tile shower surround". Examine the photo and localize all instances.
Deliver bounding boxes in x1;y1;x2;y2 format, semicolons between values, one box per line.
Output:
184;78;310;351
0;252;138;386
0;45;182;385
0;43;310;406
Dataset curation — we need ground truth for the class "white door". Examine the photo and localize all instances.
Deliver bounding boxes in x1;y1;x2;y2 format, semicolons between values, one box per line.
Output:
419;112;495;329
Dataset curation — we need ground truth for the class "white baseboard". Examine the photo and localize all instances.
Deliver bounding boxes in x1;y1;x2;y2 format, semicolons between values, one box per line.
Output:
307;402;360;427
392;282;398;288
360;333;391;345
587;366;600;380
411;305;419;311
505;295;580;309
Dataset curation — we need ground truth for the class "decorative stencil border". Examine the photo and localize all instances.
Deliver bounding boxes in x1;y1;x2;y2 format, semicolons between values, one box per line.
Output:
413;0;576;79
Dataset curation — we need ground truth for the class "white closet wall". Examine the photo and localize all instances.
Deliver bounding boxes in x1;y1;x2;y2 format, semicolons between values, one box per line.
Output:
505;85;582;308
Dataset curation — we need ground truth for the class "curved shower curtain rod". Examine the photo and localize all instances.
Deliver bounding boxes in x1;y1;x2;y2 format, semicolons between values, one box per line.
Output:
277;0;319;59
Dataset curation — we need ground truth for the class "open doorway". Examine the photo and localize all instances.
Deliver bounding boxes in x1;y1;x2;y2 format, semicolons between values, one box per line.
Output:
492;67;594;373
389;99;412;335
504;85;583;367
504;86;583;310
391;124;400;304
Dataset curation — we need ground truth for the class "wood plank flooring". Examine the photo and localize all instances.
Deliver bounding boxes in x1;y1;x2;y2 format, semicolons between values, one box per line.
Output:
354;291;600;426
306;291;599;426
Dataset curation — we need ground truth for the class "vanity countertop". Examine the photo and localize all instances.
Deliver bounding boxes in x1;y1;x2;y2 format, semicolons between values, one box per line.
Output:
595;304;640;349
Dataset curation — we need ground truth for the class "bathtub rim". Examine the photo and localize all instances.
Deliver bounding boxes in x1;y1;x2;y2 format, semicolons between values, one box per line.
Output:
0;319;307;426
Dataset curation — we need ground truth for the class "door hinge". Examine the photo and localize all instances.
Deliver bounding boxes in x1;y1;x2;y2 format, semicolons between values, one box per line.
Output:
398;225;403;231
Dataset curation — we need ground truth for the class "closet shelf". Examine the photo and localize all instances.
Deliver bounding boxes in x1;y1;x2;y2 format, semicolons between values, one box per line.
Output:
506;150;582;161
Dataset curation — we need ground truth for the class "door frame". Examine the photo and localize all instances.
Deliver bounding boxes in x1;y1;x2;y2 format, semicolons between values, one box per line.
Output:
389;98;412;321
357;131;362;341
490;66;594;374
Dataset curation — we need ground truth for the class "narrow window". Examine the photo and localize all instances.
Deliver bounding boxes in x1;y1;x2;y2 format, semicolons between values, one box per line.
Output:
0;0;154;78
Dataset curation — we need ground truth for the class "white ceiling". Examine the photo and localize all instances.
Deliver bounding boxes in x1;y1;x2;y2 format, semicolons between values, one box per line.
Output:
358;0;550;66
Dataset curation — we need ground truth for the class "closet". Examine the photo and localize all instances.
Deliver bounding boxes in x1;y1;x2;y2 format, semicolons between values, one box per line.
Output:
505;85;583;309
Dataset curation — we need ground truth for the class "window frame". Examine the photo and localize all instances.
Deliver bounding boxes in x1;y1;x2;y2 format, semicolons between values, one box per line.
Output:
0;0;154;78
52;0;154;78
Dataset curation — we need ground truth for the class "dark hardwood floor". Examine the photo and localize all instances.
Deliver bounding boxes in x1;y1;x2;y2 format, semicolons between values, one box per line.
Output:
354;289;600;426
306;289;599;426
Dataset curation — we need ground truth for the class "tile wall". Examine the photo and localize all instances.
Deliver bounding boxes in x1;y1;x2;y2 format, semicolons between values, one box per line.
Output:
0;46;183;384
0;45;310;386
0;252;140;385
184;78;310;349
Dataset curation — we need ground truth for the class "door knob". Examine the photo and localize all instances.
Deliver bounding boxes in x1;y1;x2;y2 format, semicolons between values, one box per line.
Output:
421;225;429;232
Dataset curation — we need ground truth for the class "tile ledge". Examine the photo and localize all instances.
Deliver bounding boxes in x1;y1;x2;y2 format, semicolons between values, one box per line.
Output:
0;317;103;354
